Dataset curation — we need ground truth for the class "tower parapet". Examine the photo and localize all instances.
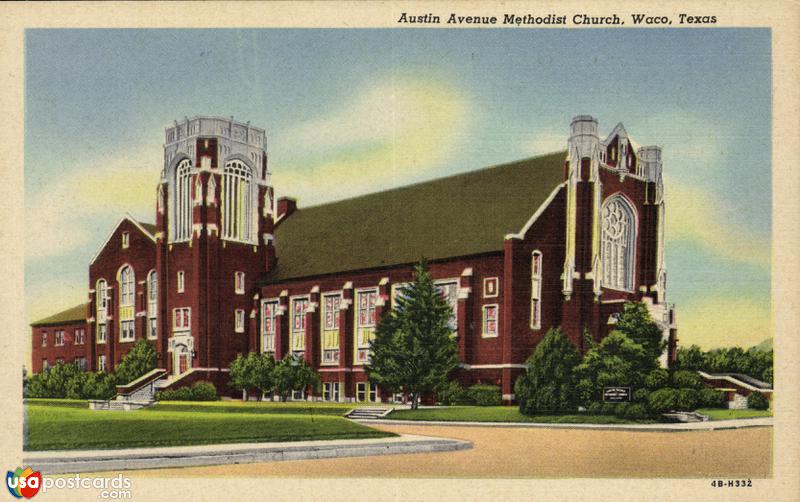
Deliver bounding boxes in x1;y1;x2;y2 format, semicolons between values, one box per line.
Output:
638;145;663;184
162;116;269;183
568;115;600;165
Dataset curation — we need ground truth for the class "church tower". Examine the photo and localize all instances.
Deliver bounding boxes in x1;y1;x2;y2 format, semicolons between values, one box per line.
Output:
155;117;275;378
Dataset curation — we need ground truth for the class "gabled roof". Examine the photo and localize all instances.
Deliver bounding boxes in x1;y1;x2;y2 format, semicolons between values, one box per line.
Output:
89;214;156;265
259;151;566;284
31;303;88;327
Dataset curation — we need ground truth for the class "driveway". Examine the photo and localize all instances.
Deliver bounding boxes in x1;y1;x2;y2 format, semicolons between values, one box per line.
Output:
121;422;772;478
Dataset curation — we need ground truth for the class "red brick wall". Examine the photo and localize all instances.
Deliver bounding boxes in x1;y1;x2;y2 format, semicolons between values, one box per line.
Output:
31;320;90;373
88;219;157;371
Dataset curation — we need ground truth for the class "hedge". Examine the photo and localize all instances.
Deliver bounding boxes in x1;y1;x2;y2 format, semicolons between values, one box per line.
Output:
747;392;770;410
156;382;219;401
465;384;502;406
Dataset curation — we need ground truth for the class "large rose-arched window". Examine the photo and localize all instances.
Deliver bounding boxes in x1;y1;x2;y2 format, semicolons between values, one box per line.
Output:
601;196;636;291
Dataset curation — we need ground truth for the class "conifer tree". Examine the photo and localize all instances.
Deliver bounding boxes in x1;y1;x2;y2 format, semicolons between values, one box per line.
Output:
366;261;459;409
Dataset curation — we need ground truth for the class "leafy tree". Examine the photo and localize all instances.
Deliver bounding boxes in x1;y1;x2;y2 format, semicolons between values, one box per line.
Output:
81;372;117;400
272;354;320;402
762;366;773;385
573;331;649;404
674;345;707;371
613;301;665;369
670;370;704;389
253;353;277;401
114;340;157;385
675;345;773;383
515;328;582;414
229;353;258;401
365;261;460;409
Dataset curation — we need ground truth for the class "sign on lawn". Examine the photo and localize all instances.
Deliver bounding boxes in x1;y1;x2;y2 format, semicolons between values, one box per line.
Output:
603;387;631;402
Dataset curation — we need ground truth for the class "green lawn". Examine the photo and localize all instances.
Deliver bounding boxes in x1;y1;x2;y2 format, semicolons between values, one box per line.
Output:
388;406;657;424
25;400;394;451
696;408;773;420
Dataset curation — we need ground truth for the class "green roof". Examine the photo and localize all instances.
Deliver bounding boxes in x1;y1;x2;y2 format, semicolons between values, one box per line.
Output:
31;303;88;327
138;221;157;236
260;151;566;284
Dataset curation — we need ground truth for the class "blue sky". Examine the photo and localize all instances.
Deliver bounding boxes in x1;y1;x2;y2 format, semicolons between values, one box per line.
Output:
25;28;771;348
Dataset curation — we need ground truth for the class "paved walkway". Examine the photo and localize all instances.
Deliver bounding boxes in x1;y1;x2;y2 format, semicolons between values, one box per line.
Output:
23;434;472;475
350;416;773;432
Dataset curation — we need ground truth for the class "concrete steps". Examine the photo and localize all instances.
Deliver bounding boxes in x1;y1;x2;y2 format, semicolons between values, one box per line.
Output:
346;408;393;420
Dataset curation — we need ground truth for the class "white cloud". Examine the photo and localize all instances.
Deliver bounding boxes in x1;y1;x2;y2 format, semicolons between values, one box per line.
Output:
271;74;472;205
665;178;770;268
25;145;161;261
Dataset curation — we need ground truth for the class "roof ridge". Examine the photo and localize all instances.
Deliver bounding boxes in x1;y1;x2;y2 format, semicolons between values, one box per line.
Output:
30;303;89;327
289;151;567;213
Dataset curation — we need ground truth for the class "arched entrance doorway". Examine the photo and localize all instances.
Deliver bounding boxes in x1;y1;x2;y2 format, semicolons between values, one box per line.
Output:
173;344;191;375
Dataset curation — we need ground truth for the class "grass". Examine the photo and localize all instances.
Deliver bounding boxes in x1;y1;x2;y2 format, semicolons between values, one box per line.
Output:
388;406;657;424
697;408;773;420
25;400;395;451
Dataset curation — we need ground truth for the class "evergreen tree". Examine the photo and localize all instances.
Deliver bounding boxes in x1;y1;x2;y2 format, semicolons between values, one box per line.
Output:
365;261;459;409
613;301;665;368
573;331;649;403
515;328;582;414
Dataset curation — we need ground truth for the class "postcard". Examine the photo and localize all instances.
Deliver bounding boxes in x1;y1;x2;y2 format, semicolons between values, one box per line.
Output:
1;2;798;501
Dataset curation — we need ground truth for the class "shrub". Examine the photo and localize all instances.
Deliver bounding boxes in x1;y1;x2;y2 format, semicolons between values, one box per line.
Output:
675;388;700;411
465;384;502;406
601;402;619;416
156;381;219;401
644;369;669;390
632;388;650;404
190;382;219;401
698;387;726;408
647;388;678;414
586;401;604;415
747;392;770;410
613;402;630;418
436;380;466;406
671;370;704;390
624;403;649;419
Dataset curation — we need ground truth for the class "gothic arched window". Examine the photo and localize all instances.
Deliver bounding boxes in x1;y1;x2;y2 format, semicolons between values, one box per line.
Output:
173;159;193;242
119;265;135;342
96;279;108;343
222;159;254;243
601;196;636;291
147;270;158;339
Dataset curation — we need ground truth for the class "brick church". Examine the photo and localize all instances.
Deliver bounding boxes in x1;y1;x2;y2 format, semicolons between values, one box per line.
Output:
30;115;677;402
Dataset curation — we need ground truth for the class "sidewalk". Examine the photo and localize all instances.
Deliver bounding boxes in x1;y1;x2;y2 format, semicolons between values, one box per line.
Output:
350;417;773;432
23;434;472;475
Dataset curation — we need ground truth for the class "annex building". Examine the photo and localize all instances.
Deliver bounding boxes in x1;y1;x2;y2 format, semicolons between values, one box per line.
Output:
30;115;677;402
